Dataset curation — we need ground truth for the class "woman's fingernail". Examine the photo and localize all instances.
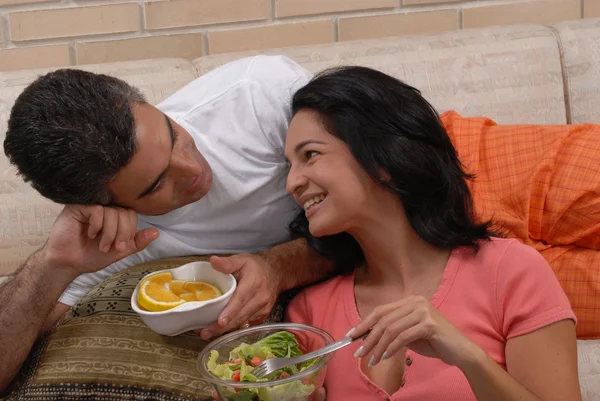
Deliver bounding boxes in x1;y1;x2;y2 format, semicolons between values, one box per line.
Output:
354;346;364;358
381;351;389;360
346;328;355;337
201;330;211;340
368;355;376;367
118;241;127;251
220;317;228;326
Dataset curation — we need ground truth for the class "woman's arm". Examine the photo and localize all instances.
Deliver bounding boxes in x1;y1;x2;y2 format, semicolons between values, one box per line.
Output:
349;296;581;401
460;320;581;401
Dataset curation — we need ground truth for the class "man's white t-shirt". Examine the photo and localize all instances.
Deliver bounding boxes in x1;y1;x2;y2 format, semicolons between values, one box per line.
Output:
59;55;312;306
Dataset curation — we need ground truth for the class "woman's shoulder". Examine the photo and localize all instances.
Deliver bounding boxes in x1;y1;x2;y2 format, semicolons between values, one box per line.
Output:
461;237;544;264
454;237;551;282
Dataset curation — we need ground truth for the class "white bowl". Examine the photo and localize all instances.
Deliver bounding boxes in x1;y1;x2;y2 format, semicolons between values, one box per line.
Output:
131;261;236;336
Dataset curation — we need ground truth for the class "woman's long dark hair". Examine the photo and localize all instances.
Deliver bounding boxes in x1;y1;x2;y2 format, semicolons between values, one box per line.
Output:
289;66;494;274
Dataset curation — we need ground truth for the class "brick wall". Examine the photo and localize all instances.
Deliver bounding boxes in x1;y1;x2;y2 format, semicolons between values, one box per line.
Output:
0;0;592;72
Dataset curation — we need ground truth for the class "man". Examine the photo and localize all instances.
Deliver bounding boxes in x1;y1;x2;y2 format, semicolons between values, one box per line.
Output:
0;55;334;391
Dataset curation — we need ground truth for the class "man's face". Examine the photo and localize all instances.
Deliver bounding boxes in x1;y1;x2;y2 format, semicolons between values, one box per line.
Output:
107;103;213;215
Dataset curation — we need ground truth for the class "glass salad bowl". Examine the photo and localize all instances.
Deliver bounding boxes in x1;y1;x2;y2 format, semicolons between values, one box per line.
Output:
196;323;335;401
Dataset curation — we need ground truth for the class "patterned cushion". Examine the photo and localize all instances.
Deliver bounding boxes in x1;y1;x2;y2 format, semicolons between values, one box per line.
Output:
3;256;293;401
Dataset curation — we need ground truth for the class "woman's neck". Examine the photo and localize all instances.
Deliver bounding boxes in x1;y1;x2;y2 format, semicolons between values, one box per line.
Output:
349;198;451;293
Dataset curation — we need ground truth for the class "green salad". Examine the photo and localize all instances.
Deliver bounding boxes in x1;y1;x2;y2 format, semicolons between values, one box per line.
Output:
207;331;321;401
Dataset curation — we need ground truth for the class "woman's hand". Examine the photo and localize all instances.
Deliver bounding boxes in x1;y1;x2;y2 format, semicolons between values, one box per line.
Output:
348;295;482;367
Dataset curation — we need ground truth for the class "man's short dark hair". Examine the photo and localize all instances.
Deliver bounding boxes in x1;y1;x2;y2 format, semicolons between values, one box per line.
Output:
3;69;146;205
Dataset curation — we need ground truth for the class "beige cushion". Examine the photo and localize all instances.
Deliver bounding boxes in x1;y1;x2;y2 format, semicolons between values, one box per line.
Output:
552;18;600;124
194;24;567;125
578;339;600;401
0;59;199;276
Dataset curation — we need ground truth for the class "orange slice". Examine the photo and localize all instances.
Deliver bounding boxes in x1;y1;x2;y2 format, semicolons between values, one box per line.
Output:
179;292;196;302
137;273;185;312
184;281;223;301
168;280;187;295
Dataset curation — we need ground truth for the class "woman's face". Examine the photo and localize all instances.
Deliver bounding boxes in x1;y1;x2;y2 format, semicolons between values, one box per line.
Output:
285;109;377;237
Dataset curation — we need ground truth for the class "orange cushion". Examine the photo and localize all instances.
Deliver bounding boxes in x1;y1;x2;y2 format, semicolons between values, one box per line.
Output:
441;111;600;338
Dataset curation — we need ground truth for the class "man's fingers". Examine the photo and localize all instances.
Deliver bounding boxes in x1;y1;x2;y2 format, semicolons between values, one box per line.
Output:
215;290;247;328
99;207;118;253
218;297;269;334
209;255;244;275
86;206;104;240
200;296;260;340
114;209;133;252
199;321;225;340
128;209;138;245
133;228;159;252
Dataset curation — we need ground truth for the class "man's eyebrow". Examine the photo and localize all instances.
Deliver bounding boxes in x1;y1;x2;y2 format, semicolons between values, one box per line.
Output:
165;114;177;149
136;115;175;199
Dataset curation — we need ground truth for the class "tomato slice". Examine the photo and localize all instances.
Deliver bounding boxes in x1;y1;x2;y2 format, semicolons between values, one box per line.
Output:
232;370;241;382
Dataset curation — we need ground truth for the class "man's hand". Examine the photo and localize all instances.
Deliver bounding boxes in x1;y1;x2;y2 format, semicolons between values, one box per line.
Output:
43;204;158;276
198;254;281;340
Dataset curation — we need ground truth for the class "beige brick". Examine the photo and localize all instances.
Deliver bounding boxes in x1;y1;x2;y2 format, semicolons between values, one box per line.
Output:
277;0;395;18
0;0;53;5
9;4;140;42
339;10;458;41
403;0;462;4
208;20;333;54
146;0;268;30
463;0;580;29
76;34;203;65
585;0;600;18
0;44;70;72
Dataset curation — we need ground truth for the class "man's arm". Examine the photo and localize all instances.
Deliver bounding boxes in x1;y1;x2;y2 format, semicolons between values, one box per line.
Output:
0;249;76;392
260;237;335;293
0;204;158;393
199;237;335;340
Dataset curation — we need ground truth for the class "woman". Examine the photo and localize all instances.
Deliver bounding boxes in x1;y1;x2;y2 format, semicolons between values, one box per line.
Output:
284;66;581;400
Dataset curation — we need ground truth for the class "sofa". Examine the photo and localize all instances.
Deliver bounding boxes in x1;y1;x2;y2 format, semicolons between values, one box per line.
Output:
1;17;599;400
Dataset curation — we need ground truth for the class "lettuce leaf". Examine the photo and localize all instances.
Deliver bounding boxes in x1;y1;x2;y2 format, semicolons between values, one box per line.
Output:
207;350;234;380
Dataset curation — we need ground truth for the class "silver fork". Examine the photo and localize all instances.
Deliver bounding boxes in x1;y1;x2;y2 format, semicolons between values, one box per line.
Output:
250;331;369;379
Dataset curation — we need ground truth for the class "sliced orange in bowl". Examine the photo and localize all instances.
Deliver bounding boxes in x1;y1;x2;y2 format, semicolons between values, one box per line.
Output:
136;272;224;312
184;281;223;301
168;280;187;295
137;273;185;312
179;292;197;302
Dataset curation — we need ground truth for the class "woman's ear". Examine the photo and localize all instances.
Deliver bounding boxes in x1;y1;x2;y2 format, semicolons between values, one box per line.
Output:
378;168;392;183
